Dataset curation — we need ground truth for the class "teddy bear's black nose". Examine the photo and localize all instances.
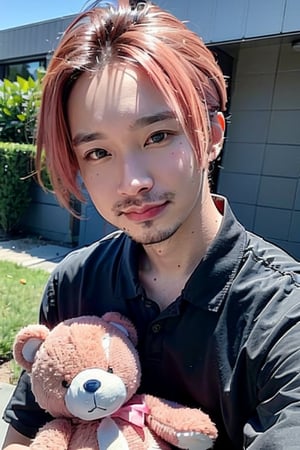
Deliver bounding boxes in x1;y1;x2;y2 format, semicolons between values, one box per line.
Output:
83;379;101;393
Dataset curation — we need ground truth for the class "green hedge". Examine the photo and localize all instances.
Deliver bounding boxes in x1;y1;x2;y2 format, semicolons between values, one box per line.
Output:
0;142;35;234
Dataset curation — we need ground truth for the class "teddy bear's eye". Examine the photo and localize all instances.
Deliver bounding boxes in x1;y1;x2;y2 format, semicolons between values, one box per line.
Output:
62;380;71;388
107;367;114;374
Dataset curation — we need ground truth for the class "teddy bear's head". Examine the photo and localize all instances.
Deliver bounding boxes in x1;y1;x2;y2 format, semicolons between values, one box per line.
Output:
13;313;140;421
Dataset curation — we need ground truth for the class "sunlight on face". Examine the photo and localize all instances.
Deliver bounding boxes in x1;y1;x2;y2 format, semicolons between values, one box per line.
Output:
68;63;206;245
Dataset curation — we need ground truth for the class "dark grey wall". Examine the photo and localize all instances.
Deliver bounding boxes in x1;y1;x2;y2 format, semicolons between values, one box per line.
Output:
218;39;300;259
20;184;75;245
1;0;300;59
152;0;300;43
19;184;116;247
78;197;117;247
0;16;73;60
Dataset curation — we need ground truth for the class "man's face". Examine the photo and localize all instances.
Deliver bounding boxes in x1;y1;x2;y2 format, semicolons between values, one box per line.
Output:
68;63;206;245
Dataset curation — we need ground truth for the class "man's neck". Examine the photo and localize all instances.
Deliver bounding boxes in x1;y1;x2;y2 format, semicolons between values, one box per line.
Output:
138;194;223;310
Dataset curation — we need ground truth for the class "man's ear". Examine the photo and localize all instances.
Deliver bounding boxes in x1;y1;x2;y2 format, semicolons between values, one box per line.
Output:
209;112;225;162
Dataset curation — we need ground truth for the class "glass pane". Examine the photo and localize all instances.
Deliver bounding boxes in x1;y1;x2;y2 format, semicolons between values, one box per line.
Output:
6;60;45;81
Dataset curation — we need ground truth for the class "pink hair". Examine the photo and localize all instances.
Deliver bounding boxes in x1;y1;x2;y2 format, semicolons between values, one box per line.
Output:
36;2;227;212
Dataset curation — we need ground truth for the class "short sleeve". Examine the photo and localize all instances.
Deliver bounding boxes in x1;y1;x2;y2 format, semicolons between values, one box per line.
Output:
2;370;53;438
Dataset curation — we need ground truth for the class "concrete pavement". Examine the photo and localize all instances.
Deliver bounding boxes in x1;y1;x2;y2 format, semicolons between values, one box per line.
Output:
0;237;73;446
0;383;15;447
0;237;72;273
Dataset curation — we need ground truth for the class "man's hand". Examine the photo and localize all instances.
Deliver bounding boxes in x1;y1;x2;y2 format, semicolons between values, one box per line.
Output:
2;426;31;449
176;431;214;450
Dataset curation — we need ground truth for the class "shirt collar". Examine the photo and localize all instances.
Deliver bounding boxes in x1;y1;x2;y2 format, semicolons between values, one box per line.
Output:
183;196;247;312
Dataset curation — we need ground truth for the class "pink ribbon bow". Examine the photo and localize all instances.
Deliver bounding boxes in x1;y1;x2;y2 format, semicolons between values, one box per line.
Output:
111;394;150;428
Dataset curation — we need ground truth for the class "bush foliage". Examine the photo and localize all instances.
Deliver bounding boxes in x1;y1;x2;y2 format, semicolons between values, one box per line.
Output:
0;72;45;234
0;143;35;234
0;71;44;144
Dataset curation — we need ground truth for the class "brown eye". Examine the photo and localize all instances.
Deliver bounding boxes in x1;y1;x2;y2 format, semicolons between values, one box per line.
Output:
62;380;70;388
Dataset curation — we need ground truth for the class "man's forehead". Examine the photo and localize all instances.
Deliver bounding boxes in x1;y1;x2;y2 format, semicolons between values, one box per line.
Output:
69;63;171;119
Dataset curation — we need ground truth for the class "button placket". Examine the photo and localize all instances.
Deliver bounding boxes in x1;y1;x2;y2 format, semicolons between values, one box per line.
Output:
152;323;161;333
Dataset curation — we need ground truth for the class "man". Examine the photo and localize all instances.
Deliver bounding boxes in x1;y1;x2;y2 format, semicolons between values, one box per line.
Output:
3;1;300;449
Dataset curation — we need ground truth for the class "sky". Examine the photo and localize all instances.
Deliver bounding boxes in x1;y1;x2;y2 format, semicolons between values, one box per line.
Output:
0;0;99;30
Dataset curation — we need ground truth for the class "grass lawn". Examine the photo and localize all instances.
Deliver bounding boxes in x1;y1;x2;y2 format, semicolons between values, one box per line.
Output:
0;260;49;361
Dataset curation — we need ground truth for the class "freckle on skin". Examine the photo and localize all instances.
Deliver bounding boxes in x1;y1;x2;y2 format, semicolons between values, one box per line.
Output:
177;264;181;268
153;278;157;282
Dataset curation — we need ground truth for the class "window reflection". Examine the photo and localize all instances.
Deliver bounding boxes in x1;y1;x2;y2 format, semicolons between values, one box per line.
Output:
5;60;45;81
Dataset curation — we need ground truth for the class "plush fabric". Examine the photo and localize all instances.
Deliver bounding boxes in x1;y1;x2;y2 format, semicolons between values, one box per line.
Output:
14;313;217;449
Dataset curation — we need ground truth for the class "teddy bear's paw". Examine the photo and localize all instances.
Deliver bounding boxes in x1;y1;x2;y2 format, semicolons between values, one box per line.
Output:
176;431;214;450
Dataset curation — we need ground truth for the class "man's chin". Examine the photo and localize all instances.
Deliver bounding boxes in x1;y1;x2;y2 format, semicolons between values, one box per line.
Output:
128;226;179;246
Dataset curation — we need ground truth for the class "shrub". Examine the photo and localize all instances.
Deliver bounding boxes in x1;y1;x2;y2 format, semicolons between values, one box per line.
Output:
0;70;44;144
0;142;35;234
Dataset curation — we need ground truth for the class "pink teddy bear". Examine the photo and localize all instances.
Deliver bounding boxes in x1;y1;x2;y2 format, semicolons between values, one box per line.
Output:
14;313;217;449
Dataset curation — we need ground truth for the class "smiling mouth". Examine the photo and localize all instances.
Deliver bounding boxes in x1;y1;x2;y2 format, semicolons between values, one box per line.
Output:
112;192;175;219
123;202;168;222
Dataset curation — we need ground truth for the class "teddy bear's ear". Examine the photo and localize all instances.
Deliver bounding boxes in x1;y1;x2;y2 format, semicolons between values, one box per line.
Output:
102;312;138;346
13;324;50;372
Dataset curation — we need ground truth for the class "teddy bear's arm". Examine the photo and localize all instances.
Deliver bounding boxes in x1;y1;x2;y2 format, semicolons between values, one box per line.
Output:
143;394;217;450
29;418;73;450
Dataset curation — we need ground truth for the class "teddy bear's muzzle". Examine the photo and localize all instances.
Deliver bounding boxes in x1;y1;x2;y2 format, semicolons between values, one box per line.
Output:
64;368;127;421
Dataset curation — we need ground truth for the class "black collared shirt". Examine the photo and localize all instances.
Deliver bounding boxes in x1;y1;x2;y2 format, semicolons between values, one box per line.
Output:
4;198;300;449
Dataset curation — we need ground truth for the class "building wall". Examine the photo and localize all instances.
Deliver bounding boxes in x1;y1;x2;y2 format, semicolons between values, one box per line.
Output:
155;0;300;43
1;0;300;61
0;16;73;60
78;194;117;248
218;39;300;259
19;184;75;245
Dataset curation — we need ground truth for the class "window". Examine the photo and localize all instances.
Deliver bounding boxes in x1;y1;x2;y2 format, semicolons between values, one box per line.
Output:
5;59;45;81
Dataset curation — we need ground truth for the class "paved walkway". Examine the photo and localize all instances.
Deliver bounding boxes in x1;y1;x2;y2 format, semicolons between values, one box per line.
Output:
0;383;15;447
0;237;73;446
0;237;72;273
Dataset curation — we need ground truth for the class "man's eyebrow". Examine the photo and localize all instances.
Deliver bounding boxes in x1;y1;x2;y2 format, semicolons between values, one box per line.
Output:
72;111;176;146
72;131;107;147
130;111;176;129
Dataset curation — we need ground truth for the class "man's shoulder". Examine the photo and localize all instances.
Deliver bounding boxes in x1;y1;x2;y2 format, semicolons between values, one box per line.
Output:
246;231;300;274
40;230;136;325
58;229;131;271
235;231;300;305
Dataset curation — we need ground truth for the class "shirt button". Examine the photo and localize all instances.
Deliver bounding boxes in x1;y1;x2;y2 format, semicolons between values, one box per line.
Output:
152;323;161;333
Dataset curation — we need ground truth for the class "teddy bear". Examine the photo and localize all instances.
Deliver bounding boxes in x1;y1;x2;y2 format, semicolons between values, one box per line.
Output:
13;313;217;449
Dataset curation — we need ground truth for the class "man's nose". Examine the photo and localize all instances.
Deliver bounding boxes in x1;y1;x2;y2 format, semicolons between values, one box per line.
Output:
117;155;154;196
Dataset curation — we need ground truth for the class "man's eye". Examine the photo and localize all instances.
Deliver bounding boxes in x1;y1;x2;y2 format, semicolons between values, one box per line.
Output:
85;148;110;160
146;131;169;146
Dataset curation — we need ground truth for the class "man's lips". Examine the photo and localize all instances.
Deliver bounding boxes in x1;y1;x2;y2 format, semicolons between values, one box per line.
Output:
122;202;168;222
